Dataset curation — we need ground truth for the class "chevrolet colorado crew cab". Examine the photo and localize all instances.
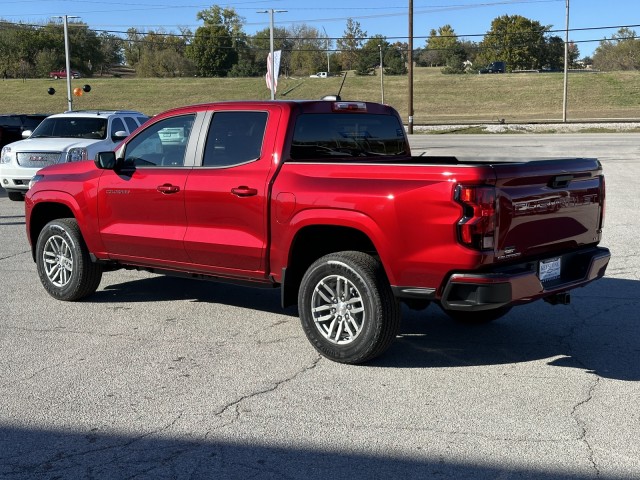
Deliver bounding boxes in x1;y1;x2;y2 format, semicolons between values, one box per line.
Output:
25;99;610;364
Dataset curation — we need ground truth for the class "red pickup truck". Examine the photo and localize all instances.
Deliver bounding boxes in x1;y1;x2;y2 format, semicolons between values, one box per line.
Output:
49;69;81;79
24;100;610;364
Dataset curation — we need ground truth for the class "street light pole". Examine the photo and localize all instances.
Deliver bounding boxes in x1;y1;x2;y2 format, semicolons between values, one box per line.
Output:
258;9;286;100
562;0;570;122
408;0;414;134
322;26;330;75
379;44;384;104
55;15;79;111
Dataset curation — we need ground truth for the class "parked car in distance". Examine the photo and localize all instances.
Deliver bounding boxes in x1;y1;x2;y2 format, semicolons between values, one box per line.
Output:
309;71;328;78
0;114;49;149
479;61;506;74
49;69;81;79
0;109;148;201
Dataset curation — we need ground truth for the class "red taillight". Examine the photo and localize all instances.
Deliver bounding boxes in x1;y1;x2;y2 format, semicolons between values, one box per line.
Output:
455;185;497;250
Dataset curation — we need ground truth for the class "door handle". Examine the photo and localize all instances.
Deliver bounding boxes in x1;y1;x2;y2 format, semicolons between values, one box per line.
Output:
157;184;180;194
231;186;258;197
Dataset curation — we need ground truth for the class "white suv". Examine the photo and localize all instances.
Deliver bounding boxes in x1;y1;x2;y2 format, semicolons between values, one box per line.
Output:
0;110;148;200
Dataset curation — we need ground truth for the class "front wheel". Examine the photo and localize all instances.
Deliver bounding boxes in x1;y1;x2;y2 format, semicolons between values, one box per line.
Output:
298;251;400;364
35;218;103;301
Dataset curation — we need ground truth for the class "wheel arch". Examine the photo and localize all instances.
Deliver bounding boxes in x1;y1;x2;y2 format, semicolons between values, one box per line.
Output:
280;224;380;308
28;201;77;261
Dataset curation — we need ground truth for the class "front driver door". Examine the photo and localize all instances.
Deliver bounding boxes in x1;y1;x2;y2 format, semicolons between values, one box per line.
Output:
97;113;198;265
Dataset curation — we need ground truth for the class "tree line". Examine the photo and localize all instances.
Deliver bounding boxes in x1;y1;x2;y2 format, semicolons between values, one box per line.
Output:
1;6;639;79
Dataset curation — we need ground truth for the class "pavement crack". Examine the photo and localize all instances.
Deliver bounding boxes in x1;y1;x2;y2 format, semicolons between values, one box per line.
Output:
0;249;31;261
214;355;322;422
571;375;602;477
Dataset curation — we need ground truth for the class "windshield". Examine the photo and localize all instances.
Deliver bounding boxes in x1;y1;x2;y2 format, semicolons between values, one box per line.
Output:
30;117;108;140
289;113;409;161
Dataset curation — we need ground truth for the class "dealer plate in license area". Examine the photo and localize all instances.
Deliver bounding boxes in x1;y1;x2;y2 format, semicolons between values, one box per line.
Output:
539;257;561;282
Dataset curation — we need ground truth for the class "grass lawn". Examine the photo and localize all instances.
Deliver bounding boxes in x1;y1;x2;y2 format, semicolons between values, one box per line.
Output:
2;68;640;124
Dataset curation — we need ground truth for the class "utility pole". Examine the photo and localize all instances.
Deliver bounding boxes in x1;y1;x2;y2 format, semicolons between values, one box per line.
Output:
55;15;79;111
258;9;286;100
323;26;330;75
379;44;384;104
562;0;570;122
408;0;414;134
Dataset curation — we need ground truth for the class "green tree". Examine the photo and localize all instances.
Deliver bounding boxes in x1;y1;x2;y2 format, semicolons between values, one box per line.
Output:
248;26;293;78
424;25;458;66
476;15;549;71
97;32;123;75
542;35;564;70
186;6;239;77
385;41;408;75
355;36;386;75
593;28;640;70
337;18;366;71
288;24;326;75
135;29;193;77
419;25;469;73
123;28;143;67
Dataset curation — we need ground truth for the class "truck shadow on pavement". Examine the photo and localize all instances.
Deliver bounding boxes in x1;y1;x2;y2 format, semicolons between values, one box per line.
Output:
93;275;638;381
93;274;296;316
376;277;639;381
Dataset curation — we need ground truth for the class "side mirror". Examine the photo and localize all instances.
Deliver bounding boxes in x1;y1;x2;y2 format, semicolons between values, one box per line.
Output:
111;130;128;142
95;151;117;170
22;130;32;139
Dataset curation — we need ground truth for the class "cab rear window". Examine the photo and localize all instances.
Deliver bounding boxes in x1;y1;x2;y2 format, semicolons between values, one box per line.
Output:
289;113;408;161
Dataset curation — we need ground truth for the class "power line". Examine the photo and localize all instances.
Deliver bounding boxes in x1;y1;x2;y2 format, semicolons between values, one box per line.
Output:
2;18;639;45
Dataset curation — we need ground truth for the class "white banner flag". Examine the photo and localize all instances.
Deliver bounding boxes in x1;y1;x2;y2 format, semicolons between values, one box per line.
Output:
265;50;282;93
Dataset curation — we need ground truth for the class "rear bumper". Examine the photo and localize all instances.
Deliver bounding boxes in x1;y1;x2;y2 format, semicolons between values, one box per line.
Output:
439;246;610;311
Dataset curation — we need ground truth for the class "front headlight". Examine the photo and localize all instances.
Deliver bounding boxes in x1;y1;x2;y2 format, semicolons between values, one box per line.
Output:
29;174;44;189
1;146;11;164
66;147;88;162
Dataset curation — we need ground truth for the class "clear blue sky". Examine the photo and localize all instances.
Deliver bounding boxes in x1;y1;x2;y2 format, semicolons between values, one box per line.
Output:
2;0;639;57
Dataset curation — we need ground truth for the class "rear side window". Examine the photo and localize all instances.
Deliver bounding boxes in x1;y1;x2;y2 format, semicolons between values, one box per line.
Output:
123;117;140;133
290;113;408;161
202;111;268;167
110;117;126;137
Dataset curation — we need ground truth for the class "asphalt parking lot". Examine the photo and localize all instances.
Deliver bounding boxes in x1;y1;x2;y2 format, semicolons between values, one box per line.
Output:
1;134;638;479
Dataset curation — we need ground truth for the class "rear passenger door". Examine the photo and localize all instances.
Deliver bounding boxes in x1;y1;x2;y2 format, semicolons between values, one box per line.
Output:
183;107;280;275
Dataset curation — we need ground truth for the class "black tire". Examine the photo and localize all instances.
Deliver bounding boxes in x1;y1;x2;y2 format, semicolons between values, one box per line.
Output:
35;218;103;301
7;191;24;201
441;305;512;325
298;251;400;364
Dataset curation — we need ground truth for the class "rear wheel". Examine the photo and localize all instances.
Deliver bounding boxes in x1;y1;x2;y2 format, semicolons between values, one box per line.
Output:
35;218;103;301
441;305;512;324
298;251;400;364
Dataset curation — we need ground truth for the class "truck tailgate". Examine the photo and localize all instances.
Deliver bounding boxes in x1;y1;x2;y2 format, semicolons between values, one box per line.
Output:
492;158;604;260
